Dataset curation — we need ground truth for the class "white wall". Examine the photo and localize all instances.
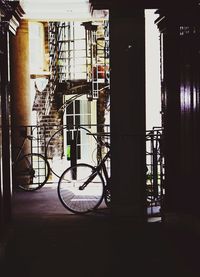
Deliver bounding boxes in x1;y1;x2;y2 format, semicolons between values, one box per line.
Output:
145;9;161;131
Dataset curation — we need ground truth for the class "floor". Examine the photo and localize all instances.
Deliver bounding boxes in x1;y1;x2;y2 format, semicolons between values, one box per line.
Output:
2;183;200;277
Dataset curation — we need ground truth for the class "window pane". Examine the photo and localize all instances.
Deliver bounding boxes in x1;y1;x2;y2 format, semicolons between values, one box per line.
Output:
67;131;72;143
75;100;80;114
77;146;81;159
75;115;80;126
74;130;80;144
67;116;73;128
67;103;73;114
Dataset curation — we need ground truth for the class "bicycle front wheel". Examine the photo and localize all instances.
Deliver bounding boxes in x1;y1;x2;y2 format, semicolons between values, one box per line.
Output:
14;153;50;191
58;163;105;214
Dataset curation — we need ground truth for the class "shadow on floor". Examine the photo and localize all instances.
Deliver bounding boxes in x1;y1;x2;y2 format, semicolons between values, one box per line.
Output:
2;184;200;277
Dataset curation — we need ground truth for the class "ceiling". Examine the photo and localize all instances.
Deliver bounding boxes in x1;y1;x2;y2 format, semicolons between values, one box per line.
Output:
20;0;94;21
19;0;200;22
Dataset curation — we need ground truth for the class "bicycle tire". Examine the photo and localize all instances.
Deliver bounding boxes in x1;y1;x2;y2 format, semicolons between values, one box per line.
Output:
58;163;105;214
14;153;50;191
46;126;99;178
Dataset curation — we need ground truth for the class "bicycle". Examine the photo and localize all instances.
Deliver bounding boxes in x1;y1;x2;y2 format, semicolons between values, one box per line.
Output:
45;125;99;178
13;129;51;191
57;133;111;214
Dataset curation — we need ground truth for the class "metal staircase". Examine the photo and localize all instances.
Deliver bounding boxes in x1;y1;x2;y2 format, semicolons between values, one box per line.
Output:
48;21;89;101
83;19;110;99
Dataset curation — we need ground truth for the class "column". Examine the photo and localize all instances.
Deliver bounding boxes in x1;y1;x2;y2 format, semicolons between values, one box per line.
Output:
156;8;200;220
0;21;12;223
0;0;24;247
110;9;146;220
10;19;31;126
10;19;31;157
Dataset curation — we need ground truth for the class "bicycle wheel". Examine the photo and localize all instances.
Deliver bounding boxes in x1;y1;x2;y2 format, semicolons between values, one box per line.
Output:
14;153;50;191
46;126;99;178
58;163;105;214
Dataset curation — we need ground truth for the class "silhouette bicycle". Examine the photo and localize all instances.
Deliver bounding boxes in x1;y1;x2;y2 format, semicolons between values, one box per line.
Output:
13;130;50;191
57;132;111;214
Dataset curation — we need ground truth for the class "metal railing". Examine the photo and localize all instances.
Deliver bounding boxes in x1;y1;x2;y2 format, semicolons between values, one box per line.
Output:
11;124;164;216
11;124;110;179
146;127;165;217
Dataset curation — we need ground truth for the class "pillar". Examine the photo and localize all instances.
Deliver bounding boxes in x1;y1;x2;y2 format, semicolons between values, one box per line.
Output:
110;9;146;220
10;19;31;126
10;19;31;156
156;8;200;220
0;21;13;223
0;1;24;260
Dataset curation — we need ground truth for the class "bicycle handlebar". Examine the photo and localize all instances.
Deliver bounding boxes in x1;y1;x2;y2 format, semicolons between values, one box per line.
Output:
86;132;110;148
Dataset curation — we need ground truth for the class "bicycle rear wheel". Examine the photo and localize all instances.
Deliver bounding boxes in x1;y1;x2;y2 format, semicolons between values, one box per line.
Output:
14;153;50;191
46;126;98;178
58;163;105;214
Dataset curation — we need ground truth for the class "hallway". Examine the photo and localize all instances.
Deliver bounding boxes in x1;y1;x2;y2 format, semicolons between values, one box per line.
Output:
1;2;200;277
2;185;200;277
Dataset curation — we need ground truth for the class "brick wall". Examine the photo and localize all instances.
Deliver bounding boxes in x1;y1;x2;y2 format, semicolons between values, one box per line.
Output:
32;81;63;159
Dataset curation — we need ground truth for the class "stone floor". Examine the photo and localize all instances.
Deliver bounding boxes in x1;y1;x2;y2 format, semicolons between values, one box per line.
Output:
2;184;200;277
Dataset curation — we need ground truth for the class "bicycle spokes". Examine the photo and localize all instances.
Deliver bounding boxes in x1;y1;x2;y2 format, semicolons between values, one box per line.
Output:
58;163;105;214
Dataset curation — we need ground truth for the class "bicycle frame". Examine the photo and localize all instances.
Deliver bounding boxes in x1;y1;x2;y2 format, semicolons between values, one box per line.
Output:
14;136;27;163
79;148;110;190
97;149;110;182
13;133;36;164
